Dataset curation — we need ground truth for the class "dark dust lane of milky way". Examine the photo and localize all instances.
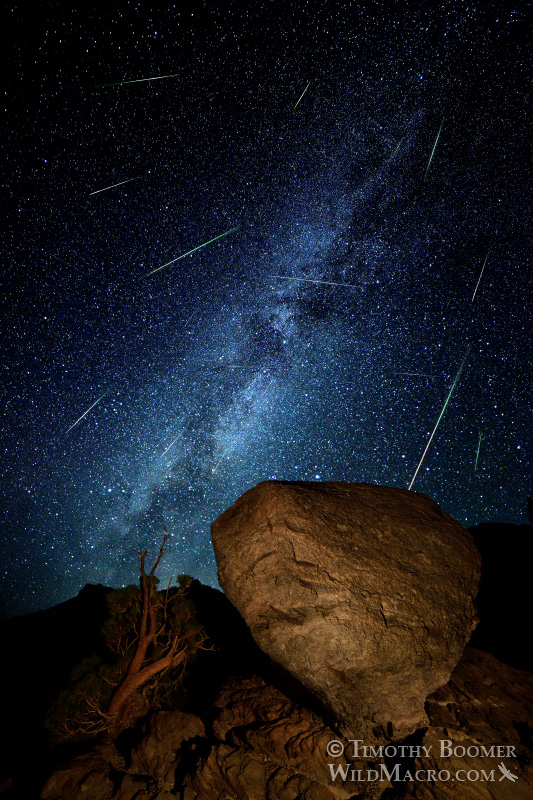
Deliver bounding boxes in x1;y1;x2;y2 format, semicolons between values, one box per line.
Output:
2;1;531;615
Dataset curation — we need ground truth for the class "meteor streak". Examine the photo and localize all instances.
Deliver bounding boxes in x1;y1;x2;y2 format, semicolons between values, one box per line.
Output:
89;177;140;195
474;431;483;472
270;275;359;289
162;434;182;457
291;78;313;113
408;345;471;490
424;115;445;179
183;309;200;327
141;226;240;279
95;73;181;88
471;251;490;302
212;447;231;474
394;372;436;378
66;394;106;433
392;136;405;157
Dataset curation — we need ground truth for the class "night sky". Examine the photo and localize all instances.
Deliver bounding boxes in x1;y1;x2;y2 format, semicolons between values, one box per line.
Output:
3;1;531;617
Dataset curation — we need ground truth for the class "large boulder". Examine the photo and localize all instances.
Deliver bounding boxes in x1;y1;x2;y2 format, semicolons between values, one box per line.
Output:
211;481;481;742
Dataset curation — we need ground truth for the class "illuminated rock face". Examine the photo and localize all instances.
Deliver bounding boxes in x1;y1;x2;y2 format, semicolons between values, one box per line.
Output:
212;480;481;742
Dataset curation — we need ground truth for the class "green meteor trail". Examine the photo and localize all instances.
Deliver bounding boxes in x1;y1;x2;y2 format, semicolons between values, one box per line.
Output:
270;275;359;289
471;251;490;302
89;177;140;195
95;73;181;88
66;393;106;433
408;345;471;490
291;78;313;113
424;115;445;179
141;226;240;279
474;431;483;472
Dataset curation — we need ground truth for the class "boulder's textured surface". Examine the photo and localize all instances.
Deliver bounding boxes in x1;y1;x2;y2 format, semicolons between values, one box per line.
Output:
212;480;481;740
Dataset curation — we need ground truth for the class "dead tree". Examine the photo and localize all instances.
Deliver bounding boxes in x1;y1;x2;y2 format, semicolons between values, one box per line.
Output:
105;530;206;735
46;530;208;743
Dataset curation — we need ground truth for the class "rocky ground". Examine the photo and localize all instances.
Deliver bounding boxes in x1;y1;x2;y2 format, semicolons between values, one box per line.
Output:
38;647;533;800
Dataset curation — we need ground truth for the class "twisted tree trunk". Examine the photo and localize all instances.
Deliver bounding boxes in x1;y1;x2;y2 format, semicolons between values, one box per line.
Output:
106;532;190;735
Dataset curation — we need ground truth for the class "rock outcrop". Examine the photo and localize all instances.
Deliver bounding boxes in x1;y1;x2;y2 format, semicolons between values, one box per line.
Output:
40;710;205;800
212;480;481;741
403;648;533;798
39;750;115;800
182;675;387;799
39;648;533;800
128;710;205;789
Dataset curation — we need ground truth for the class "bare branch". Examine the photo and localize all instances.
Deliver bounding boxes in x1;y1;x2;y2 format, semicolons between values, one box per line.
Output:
149;529;170;579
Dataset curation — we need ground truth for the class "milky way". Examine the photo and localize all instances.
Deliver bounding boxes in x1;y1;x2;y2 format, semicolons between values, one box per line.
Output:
3;1;531;615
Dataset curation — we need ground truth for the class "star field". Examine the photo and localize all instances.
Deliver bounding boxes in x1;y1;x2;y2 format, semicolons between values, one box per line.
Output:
2;1;531;616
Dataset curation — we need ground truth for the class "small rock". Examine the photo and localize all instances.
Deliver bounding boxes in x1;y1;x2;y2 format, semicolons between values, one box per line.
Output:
40;751;113;800
129;709;205;787
113;773;152;800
